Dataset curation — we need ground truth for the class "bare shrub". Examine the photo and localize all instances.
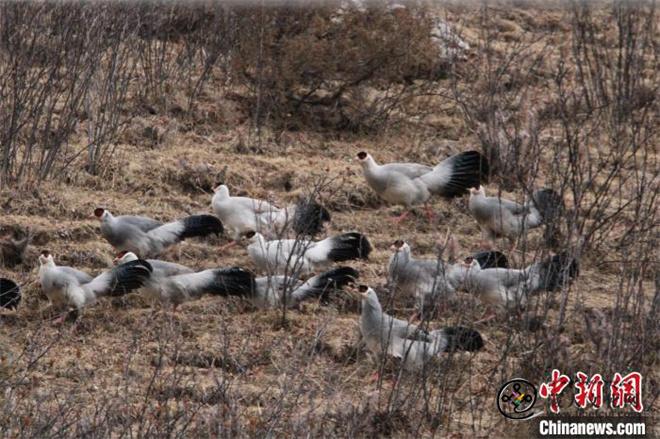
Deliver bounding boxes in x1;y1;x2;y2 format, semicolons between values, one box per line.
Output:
229;4;447;134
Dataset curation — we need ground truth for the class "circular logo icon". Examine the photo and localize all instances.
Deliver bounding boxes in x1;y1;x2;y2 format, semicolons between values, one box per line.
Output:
497;378;539;420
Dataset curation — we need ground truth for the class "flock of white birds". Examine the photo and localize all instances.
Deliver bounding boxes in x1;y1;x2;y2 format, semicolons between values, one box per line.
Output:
1;148;579;370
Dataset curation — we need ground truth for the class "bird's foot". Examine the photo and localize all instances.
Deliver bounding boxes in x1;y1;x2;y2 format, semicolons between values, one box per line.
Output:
390;211;411;223
423;205;436;221
474;309;498;325
51;313;67;327
218;240;238;252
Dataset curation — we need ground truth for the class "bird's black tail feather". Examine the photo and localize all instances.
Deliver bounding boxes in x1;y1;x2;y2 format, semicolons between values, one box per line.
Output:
0;278;20;310
180;215;224;239
207;267;256;297
326;232;372;262
437;150;490;198
532;188;564;248
108;260;154;297
441;326;484;352
472;250;509;269
295;266;359;303
538;252;579;291
293;199;331;236
532;188;564;222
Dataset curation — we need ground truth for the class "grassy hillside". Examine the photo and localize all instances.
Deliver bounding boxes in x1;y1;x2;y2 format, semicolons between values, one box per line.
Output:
0;1;656;437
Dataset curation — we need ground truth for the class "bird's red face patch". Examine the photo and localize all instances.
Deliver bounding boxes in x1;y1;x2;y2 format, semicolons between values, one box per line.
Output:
393;240;404;249
356;151;367;160
40;250;51;257
358;285;369;293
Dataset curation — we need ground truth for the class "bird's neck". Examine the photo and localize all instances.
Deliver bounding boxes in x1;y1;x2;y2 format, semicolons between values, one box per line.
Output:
362;294;382;315
363;156;378;170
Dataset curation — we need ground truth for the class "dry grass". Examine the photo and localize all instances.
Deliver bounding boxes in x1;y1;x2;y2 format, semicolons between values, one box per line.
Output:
0;2;657;437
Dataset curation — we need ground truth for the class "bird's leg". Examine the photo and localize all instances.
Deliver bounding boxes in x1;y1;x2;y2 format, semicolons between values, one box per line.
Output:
218;240;238;252
474;307;498;324
51;313;67;327
423;203;436;221
478;229;494;250
390;210;411;223
368;371;381;383
508;238;518;256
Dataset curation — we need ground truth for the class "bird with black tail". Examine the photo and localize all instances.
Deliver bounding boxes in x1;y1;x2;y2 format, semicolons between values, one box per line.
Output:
353;285;483;372
356;150;489;222
246;230;371;275
95;208;223;258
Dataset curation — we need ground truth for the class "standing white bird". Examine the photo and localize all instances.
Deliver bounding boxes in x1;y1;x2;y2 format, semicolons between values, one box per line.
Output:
114;252;358;309
388;240;509;315
94;208;223;258
38;250;152;319
461;252;579;322
211;184;331;241
356;285;483;371
468;186;563;248
356;150;489;222
245;231;372;275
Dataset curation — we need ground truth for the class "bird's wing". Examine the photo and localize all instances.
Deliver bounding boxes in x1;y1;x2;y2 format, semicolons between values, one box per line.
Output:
146;215;223;248
493;197;529;214
478;267;527;288
83;260;153;298
380;162;433;179
232;196;280;214
418;151;489;198
148;259;194;277
117;215;163;232
57;266;95;284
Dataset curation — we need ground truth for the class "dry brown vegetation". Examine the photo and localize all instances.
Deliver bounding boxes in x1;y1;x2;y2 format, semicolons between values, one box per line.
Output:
0;1;657;437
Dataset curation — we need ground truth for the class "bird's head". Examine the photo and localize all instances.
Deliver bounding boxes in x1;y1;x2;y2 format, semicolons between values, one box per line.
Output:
38;250;54;266
243;230;259;243
214;183;229;196
461;256;481;271
357;284;372;299
113;250;139;265
469;186;486;197
356;151;371;166
390;239;410;253
93;207;111;221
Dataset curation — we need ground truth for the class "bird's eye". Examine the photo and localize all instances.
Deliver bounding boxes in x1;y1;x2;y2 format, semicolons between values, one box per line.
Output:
357;151;367;159
358;285;369;293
